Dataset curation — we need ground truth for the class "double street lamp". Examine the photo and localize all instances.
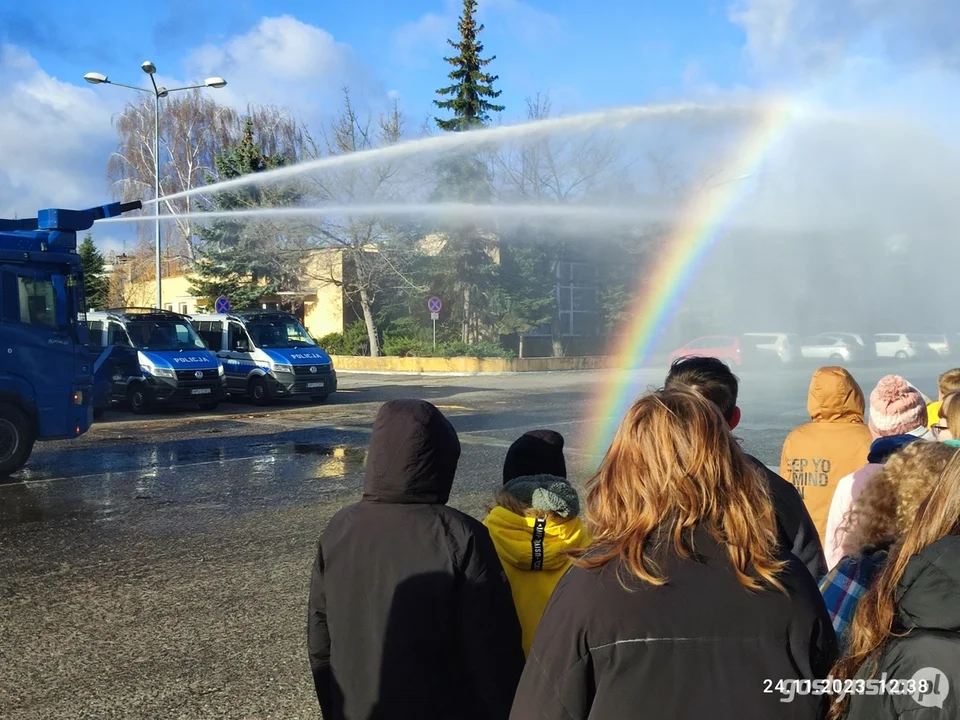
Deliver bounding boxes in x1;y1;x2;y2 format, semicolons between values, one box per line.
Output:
84;62;227;309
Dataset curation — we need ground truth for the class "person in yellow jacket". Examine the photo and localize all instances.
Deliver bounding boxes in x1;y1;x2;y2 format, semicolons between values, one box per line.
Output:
482;430;591;657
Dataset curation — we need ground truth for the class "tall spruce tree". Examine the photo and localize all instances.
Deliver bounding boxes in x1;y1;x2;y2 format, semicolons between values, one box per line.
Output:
191;119;302;309
432;0;504;342
434;0;505;131
78;234;108;311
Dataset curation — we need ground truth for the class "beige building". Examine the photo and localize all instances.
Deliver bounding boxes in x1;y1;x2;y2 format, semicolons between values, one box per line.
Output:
117;249;350;339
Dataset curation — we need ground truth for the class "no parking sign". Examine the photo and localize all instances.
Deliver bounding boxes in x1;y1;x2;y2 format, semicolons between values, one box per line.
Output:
215;296;231;314
427;296;441;349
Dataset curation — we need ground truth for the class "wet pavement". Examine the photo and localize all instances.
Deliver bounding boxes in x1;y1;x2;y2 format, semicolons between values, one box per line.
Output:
0;360;950;718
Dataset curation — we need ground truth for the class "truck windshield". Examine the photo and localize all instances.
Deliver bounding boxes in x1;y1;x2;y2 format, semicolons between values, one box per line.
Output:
125;319;207;351
246;319;317;349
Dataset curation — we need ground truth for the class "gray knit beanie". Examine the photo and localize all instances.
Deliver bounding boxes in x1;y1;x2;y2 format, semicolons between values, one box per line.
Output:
502;473;580;518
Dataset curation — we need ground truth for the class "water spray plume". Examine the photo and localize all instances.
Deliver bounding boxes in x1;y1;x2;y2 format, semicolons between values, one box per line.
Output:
96;202;678;227
150;101;786;207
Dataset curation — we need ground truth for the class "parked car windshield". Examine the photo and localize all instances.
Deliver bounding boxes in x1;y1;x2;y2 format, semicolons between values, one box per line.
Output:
247;320;317;349
126;319;207;351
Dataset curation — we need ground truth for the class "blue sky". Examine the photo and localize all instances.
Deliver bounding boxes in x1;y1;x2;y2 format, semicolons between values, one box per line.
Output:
3;0;960;251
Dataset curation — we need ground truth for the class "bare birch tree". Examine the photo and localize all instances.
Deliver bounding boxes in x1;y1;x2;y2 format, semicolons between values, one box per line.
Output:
491;93;623;203
299;89;423;357
108;93;308;265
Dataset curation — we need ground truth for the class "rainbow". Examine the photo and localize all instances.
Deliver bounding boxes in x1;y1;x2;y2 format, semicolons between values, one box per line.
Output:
586;97;798;459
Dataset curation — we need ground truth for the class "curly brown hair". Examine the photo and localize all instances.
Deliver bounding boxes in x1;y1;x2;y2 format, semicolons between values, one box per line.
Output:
841;441;957;554
827;449;960;720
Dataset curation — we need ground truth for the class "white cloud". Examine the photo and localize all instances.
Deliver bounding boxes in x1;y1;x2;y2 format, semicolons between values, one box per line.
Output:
0;44;118;218
392;0;564;67
394;11;450;67
729;0;960;74
183;15;388;120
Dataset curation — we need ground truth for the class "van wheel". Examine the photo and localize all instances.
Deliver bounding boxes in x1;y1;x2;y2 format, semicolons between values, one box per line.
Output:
129;385;151;415
198;401;219;411
249;377;269;406
311;394;330;404
895;350;908;359
0;404;35;479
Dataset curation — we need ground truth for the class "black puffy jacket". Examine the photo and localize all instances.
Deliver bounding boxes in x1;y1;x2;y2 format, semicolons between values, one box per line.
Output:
845;535;960;720
748;454;828;581
307;399;525;720
510;527;837;720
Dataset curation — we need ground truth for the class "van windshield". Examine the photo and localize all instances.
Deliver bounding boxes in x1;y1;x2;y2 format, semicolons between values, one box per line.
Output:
247;319;317;349
126;319;207;351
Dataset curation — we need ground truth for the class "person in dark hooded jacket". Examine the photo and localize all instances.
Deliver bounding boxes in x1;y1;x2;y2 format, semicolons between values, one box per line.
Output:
665;356;828;580
307;399;525;720
826;449;960;720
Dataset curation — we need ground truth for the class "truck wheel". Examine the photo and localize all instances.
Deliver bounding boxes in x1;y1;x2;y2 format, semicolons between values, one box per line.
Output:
249;377;269;406
311;394;330;404
198;401;219;411
0;404;36;479
129;385;151;415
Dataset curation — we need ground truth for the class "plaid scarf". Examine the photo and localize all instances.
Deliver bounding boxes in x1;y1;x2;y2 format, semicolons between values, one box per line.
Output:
818;543;891;650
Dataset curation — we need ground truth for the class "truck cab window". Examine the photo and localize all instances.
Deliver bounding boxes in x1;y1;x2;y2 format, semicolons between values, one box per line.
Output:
228;323;250;352
17;277;57;329
108;322;131;346
88;320;104;348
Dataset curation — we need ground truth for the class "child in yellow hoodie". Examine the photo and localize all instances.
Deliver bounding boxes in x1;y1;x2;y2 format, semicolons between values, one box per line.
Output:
482;430;591;656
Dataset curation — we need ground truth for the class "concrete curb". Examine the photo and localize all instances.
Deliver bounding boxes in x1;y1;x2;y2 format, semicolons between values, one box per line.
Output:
334;368;653;377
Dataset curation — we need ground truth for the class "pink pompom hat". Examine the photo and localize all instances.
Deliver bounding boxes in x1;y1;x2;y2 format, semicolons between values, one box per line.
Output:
867;374;927;439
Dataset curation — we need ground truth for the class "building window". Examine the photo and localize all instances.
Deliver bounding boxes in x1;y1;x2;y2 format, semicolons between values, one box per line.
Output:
556;261;598;337
165;304;174;311
179;303;188;314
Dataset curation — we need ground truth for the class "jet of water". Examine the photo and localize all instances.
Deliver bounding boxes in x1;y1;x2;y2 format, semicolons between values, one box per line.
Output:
150;102;773;208
95;198;899;237
95;202;679;228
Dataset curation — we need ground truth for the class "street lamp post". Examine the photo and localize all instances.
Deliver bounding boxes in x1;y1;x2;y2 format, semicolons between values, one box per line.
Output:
84;63;227;309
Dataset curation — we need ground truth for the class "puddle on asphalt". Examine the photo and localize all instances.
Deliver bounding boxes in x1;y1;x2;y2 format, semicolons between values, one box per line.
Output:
0;439;368;528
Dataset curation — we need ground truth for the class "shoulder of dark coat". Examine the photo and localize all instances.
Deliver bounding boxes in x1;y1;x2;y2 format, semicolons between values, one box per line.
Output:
433;505;494;559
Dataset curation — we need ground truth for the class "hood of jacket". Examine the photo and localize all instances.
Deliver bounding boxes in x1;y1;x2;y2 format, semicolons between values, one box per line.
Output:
866;434;923;464
807;366;866;423
484;501;589;572
897;535;960;632
361;399;460;504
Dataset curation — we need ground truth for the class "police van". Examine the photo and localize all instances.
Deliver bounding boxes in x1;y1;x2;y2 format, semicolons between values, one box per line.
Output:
188;311;337;405
87;308;226;414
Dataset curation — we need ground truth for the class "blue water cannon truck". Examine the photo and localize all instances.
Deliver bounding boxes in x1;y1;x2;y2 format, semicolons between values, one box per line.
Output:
0;199;142;477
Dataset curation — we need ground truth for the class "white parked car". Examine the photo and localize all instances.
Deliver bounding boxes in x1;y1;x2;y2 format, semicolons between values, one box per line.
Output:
873;333;922;359
919;333;952;358
821;332;876;359
740;333;800;364
800;335;856;362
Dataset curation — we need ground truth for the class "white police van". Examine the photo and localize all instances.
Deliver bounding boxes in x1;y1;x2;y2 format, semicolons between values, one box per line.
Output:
87;308;226;414
188;311;337;405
